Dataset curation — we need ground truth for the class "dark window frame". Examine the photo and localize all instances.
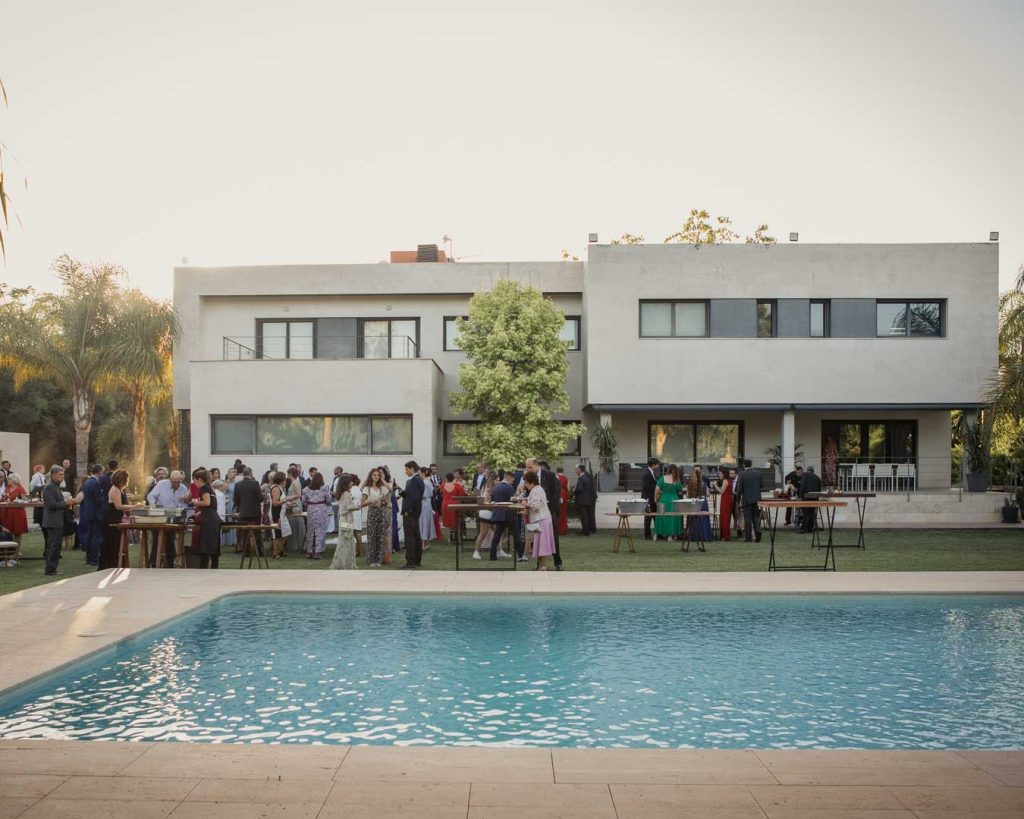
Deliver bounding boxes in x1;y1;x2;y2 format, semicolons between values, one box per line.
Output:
810;299;831;338
210;414;414;456
562;315;582;351
875;300;946;338
646;420;746;464
357;317;421;358
443;315;469;352
756;300;777;338
638;299;710;338
820;419;919;463
255;318;318;360
211;415;256;455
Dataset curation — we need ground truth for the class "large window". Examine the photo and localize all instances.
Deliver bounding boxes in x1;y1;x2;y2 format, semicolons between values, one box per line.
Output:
360;318;419;358
648;422;743;465
876;301;944;337
211;415;412;455
639;301;708;338
821;420;916;462
810;300;830;338
756;300;776;338
257;320;315;359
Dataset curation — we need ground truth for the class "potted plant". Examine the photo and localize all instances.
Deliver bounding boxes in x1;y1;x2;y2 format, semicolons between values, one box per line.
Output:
1002;496;1020;524
961;416;992;493
591;422;619;493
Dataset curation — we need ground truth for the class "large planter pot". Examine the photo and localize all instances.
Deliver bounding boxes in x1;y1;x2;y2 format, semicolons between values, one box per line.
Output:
1002;505;1021;524
597;471;618;493
965;473;989;493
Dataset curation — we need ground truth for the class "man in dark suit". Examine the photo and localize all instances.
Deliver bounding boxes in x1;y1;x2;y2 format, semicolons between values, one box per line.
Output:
532;459;563;570
78;464;106;567
41;465;72;576
735;458;763;542
400;460;425;568
233;467;263;524
488;471;522;560
573;464;597;535
98;459;118;499
641;457;660;540
798;466;823;533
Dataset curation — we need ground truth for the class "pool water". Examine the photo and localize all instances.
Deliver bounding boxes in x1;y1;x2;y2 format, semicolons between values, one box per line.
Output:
0;594;1022;749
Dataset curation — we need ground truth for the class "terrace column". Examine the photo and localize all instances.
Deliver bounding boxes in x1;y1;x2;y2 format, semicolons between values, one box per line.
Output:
781;409;796;480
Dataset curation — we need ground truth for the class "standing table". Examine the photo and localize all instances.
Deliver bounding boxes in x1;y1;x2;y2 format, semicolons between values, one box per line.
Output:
605;511;714;553
112;521;190;568
758;498;847;572
805;492;873;549
220;523;278;568
451;503;523;571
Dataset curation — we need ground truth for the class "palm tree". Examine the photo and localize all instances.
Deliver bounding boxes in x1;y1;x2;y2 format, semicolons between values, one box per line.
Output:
0;255;125;479
108;289;178;488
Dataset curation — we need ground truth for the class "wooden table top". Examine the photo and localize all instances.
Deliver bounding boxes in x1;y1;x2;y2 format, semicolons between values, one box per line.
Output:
112;521;190;530
805;492;877;499
606;511;712;517
0;501;43;508
759;498;848;508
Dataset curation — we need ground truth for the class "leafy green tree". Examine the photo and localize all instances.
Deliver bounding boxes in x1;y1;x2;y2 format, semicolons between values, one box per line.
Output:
610;233;645;245
449;280;582;467
0;256;126;479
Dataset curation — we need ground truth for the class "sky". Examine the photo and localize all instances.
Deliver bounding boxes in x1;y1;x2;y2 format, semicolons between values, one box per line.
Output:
1;0;1022;299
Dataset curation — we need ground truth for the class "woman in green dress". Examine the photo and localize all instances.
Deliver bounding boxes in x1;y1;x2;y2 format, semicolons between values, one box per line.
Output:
654;464;684;539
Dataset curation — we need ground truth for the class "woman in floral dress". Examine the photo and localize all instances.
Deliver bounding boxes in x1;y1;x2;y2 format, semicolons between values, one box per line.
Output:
362;468;391;567
301;472;332;559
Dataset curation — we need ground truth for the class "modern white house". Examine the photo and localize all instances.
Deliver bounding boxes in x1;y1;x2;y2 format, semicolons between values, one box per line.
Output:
172;241;1000;521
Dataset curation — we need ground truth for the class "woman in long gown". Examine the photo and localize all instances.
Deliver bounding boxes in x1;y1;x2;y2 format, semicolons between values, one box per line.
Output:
439;473;466;543
654;464;683;540
418;467;435;550
687;466;712;541
189;468;221;569
522;471;555;570
556;468;570;536
285;466;305;554
716;468;734;541
0;474;28;547
330;474;359;570
301;472;332;559
362;468;391;567
387;467;400;558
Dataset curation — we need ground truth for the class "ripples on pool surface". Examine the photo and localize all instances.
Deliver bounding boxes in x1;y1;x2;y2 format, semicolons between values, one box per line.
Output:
1;594;1022;749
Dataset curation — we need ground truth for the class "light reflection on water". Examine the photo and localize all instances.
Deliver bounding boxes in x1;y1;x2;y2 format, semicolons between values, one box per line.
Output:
0;595;1022;748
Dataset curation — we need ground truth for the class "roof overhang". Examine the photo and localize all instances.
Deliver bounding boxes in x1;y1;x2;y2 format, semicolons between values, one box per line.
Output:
586;403;987;412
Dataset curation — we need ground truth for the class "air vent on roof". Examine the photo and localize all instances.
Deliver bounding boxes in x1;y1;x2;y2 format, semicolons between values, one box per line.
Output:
416;244;441;262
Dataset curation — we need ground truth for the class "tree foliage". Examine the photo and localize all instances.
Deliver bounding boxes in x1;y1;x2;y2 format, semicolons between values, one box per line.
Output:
0;257;177;485
610;233;645;245
448;280;582;467
664;209;740;244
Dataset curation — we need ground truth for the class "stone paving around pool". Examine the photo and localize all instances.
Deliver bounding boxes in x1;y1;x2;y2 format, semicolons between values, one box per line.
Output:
0;568;1022;817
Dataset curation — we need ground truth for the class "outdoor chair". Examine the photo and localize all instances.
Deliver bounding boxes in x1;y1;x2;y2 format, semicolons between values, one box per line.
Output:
874;463;897;492
0;540;18;567
852;463;872;491
896;462;917;491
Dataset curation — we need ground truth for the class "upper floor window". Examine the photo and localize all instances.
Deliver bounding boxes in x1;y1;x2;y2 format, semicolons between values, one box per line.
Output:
360;318;419;358
810;300;831;338
443;316;467;351
756;300;776;338
257;320;315;359
639;300;708;338
561;316;582;351
212;414;413;455
876;301;944;337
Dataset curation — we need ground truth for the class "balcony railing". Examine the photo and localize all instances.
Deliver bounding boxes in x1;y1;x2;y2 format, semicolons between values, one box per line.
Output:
222;335;419;361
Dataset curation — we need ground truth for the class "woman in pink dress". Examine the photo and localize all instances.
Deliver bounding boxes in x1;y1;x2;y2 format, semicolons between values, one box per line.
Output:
521;471;555;571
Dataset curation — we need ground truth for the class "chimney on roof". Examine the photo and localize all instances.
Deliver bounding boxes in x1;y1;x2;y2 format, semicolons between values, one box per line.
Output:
389;244;450;263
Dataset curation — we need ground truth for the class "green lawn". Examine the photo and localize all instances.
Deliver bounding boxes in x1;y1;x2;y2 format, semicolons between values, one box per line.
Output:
2;527;1023;597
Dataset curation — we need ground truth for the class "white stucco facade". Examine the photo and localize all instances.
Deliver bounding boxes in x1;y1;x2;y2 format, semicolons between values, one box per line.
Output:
172;242;997;490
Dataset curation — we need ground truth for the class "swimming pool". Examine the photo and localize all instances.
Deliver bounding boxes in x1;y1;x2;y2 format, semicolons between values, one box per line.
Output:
0;594;1021;749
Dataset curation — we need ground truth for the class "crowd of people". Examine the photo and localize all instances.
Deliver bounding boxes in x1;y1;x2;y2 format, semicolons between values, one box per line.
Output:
0;455;604;574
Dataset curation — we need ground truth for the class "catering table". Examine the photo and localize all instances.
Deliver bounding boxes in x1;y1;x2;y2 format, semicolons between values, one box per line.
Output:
112;521;190;569
604;511;714;554
758;498;847;571
450;503;523;571
805;491;874;549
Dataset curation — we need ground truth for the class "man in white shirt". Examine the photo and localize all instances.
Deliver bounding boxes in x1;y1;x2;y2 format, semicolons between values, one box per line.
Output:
146;471;190;509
